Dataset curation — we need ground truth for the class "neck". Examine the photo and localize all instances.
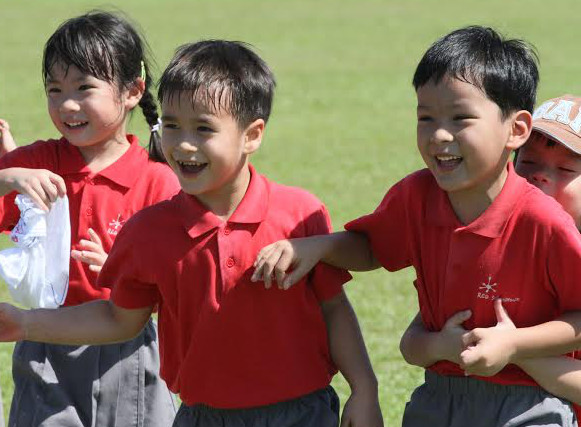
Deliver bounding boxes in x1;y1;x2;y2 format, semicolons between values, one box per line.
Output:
447;161;510;225
77;134;131;173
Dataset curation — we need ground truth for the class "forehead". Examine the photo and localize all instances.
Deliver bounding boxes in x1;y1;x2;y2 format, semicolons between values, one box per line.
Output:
416;76;491;109
161;90;234;119
523;133;581;161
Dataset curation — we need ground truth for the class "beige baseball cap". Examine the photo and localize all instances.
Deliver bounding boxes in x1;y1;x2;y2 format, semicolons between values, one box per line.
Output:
532;94;581;155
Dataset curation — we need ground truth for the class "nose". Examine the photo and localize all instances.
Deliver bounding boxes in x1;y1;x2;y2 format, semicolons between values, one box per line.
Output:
430;127;453;144
58;97;81;114
528;168;557;197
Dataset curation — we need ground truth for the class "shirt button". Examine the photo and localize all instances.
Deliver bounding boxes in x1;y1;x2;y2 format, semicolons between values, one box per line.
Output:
223;227;231;236
226;257;235;268
86;207;93;216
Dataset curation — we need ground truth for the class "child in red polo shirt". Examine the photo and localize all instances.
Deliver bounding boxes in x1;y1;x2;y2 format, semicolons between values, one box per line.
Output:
0;41;383;427
252;28;581;426
399;94;581;420
0;11;179;427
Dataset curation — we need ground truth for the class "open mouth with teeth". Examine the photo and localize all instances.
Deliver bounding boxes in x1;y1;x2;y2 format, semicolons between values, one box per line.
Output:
176;160;208;175
65;121;88;129
435;154;462;171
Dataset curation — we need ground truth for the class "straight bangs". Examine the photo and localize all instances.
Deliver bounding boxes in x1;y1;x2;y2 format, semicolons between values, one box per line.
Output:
43;19;115;85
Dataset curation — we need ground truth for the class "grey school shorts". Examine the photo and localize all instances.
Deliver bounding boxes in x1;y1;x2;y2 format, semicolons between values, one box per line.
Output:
403;371;577;427
173;386;339;427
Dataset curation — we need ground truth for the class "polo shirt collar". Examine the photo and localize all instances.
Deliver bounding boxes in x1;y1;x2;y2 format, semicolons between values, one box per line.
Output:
427;162;526;238
179;164;270;239
60;134;142;189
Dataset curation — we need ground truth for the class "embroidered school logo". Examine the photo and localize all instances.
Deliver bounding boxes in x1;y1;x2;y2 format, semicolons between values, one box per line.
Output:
107;214;125;236
476;275;520;303
477;275;497;300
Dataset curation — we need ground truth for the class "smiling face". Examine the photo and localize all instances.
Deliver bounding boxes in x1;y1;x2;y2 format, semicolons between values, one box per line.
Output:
161;90;263;214
416;77;520;203
45;63;140;150
516;132;581;230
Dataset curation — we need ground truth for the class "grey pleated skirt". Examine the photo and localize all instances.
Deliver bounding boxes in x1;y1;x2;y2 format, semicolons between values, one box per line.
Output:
8;319;176;427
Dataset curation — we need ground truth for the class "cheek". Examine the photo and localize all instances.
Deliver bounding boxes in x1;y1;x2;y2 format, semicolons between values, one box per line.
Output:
554;184;581;224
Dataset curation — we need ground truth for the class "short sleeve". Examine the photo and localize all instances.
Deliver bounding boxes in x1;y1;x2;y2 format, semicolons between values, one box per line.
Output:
547;218;581;313
304;204;352;302
102;216;161;309
345;178;411;271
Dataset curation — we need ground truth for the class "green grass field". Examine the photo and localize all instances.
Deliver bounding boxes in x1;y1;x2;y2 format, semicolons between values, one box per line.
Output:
1;0;581;424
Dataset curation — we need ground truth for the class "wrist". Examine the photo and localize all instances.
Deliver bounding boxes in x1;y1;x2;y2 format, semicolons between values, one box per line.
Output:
348;374;379;397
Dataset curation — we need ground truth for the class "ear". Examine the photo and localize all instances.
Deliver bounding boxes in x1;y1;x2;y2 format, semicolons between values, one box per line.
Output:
506;110;533;150
242;118;265;154
124;78;146;111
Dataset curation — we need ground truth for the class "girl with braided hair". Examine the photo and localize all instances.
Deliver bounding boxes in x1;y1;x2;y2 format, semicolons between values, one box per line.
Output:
0;10;178;426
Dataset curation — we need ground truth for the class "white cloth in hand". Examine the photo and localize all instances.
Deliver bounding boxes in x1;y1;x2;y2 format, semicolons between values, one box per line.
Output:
0;195;70;308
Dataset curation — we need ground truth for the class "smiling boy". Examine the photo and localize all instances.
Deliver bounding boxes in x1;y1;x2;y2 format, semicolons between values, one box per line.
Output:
252;27;581;426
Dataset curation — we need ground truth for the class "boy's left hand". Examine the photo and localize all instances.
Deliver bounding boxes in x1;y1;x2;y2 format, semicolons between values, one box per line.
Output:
460;299;517;376
340;391;384;427
71;228;108;273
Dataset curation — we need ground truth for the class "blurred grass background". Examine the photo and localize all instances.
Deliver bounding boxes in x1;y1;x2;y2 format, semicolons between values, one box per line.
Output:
1;0;581;424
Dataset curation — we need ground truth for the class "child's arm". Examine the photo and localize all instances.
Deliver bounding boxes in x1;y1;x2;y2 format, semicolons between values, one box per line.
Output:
517;357;581;405
404;304;581;405
252;231;379;289
400;310;472;367
461;301;581;376
0;300;152;345
321;290;383;427
0;119;17;156
0;167;66;211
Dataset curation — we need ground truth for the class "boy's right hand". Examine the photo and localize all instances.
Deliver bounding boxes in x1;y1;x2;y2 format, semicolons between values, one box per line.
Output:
251;237;325;289
0;167;66;211
0;303;26;342
0;119;17;156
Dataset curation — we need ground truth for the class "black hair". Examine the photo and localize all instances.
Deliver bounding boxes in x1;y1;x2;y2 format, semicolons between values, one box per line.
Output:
413;26;539;117
158;40;276;128
42;10;165;162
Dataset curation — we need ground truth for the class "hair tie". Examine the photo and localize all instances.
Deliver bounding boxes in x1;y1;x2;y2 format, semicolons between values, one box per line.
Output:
151;118;162;133
140;61;146;81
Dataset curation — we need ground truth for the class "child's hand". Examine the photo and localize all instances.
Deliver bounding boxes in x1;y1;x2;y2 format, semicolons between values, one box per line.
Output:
71;228;108;273
340;390;384;427
0;302;26;342
251;237;324;289
0;119;17;157
436;309;472;364
460;299;517;376
0;167;66;211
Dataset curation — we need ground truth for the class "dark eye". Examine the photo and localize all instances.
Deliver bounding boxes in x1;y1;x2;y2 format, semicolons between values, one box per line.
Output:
78;84;93;91
519;160;535;165
46;87;61;94
559;167;577;173
417;116;432;122
197;126;213;132
163;123;179;130
453;115;474;121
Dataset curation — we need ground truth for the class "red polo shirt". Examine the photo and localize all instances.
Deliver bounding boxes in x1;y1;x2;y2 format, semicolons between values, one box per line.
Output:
0;136;180;305
105;165;351;408
346;163;581;387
